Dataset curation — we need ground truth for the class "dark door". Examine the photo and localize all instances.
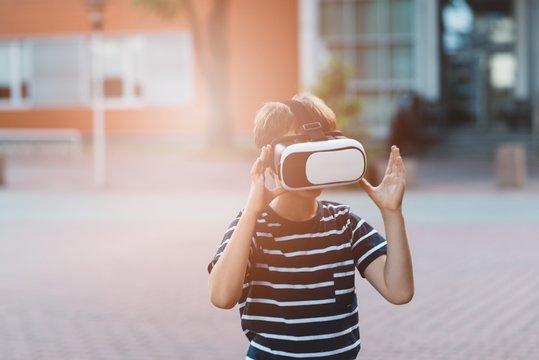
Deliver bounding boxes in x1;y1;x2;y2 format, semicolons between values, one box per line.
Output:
441;0;520;131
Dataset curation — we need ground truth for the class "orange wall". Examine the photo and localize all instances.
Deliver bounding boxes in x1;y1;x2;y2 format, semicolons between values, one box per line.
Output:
0;0;299;141
229;0;299;136
0;0;189;35
0;107;202;135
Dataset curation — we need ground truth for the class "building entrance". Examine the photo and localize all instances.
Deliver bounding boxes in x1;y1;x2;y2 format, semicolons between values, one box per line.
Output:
441;0;529;131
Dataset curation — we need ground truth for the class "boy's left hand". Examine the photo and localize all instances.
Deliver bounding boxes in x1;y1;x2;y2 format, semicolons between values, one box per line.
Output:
359;145;405;213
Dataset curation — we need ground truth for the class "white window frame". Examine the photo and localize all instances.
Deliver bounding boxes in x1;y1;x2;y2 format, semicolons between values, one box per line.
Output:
301;0;437;138
0;31;193;110
0;40;28;109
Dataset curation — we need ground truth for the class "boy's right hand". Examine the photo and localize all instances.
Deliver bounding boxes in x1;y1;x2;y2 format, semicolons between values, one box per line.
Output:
244;145;287;214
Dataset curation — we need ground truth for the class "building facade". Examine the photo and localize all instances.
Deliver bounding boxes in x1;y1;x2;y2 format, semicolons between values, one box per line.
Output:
301;0;539;157
0;0;299;144
1;0;538;156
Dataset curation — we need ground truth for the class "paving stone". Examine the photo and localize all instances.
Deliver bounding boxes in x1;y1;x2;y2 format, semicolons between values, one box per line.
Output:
0;151;538;359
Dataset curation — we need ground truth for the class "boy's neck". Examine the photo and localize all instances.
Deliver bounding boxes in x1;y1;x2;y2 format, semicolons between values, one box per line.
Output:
270;191;320;222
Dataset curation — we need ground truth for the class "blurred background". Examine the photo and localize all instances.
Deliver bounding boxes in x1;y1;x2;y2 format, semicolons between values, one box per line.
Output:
0;0;538;359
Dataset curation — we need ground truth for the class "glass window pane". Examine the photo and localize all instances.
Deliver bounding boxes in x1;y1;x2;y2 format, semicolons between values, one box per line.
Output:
342;1;356;36
355;0;379;34
0;43;11;99
380;92;400;123
31;38;89;106
21;41;31;99
145;33;192;105
320;0;344;36
390;44;413;79
100;39;124;98
355;46;379;80
128;37;145;98
328;45;355;73
489;52;516;89
390;0;414;34
358;93;380;124
328;47;344;64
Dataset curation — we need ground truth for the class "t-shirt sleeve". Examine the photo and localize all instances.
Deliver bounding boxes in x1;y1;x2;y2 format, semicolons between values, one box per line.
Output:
349;211;387;278
207;211;255;280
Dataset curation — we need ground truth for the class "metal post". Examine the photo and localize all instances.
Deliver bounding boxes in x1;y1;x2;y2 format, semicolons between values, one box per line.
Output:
85;0;107;187
0;156;5;187
91;32;106;187
532;0;539;159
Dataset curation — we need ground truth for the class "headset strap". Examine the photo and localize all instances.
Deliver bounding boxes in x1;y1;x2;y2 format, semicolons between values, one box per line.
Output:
281;100;326;141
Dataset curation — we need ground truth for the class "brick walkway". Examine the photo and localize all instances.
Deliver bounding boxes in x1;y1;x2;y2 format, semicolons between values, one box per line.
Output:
0;149;538;359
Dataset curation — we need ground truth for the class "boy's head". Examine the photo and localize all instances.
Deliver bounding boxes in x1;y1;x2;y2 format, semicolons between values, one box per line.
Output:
254;93;337;149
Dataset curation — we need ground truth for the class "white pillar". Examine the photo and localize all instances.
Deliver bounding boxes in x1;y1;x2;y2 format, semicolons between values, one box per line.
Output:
91;33;106;187
299;0;321;90
532;0;539;157
415;0;440;101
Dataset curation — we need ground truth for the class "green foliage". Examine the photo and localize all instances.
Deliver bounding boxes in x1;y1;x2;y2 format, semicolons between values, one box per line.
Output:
133;0;183;19
313;56;361;133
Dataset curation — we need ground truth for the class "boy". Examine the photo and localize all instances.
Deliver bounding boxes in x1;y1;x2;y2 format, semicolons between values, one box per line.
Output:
208;94;414;359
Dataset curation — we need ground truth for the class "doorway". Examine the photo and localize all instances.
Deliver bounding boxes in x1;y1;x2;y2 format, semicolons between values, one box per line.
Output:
440;0;527;131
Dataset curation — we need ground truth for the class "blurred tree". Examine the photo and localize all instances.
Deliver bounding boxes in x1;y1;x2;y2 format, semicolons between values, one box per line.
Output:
313;56;387;184
313;56;361;135
134;0;232;147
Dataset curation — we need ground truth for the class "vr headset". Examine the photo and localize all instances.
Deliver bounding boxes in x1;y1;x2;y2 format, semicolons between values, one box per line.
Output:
268;100;366;191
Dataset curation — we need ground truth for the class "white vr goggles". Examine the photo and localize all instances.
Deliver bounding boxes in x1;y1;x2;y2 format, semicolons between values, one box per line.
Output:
268;100;367;191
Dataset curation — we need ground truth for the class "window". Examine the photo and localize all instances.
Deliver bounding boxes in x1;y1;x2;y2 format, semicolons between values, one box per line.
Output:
144;33;193;106
0;32;193;109
0;41;30;106
0;43;12;101
32;37;90;106
97;36;145;104
318;0;416;136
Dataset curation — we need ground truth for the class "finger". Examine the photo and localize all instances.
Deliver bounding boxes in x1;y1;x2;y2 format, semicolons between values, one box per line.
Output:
396;155;405;175
272;170;281;184
261;146;270;166
271;185;288;199
359;178;374;195
385;147;396;175
251;147;267;176
393;147;405;175
270;169;285;193
250;157;263;177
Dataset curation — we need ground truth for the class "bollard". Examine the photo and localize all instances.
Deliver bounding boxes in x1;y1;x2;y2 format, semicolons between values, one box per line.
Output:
0;155;4;187
495;143;527;188
374;156;417;187
404;157;417;187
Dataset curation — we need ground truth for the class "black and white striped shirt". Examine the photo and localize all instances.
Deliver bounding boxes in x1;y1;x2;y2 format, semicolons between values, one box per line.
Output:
208;200;387;359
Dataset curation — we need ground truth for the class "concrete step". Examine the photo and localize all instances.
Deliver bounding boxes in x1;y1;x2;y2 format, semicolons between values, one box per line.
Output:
425;130;536;159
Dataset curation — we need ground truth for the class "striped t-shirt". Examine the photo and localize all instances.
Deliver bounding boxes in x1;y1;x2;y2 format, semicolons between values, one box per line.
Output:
208;200;387;360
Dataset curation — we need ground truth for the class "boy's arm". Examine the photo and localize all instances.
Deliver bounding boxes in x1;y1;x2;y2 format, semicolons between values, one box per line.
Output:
208;208;258;309
359;146;414;305
208;145;285;309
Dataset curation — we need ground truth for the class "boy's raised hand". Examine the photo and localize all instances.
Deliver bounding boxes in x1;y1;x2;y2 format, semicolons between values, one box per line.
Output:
244;145;287;214
359;145;406;213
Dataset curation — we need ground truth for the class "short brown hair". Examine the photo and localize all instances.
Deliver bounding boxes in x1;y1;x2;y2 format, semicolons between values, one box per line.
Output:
253;93;337;148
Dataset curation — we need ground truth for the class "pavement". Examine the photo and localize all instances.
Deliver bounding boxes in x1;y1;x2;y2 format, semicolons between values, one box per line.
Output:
0;145;538;359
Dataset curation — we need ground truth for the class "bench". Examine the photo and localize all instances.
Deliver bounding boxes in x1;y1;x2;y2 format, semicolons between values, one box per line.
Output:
0;128;82;143
0;129;83;186
0;128;83;157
